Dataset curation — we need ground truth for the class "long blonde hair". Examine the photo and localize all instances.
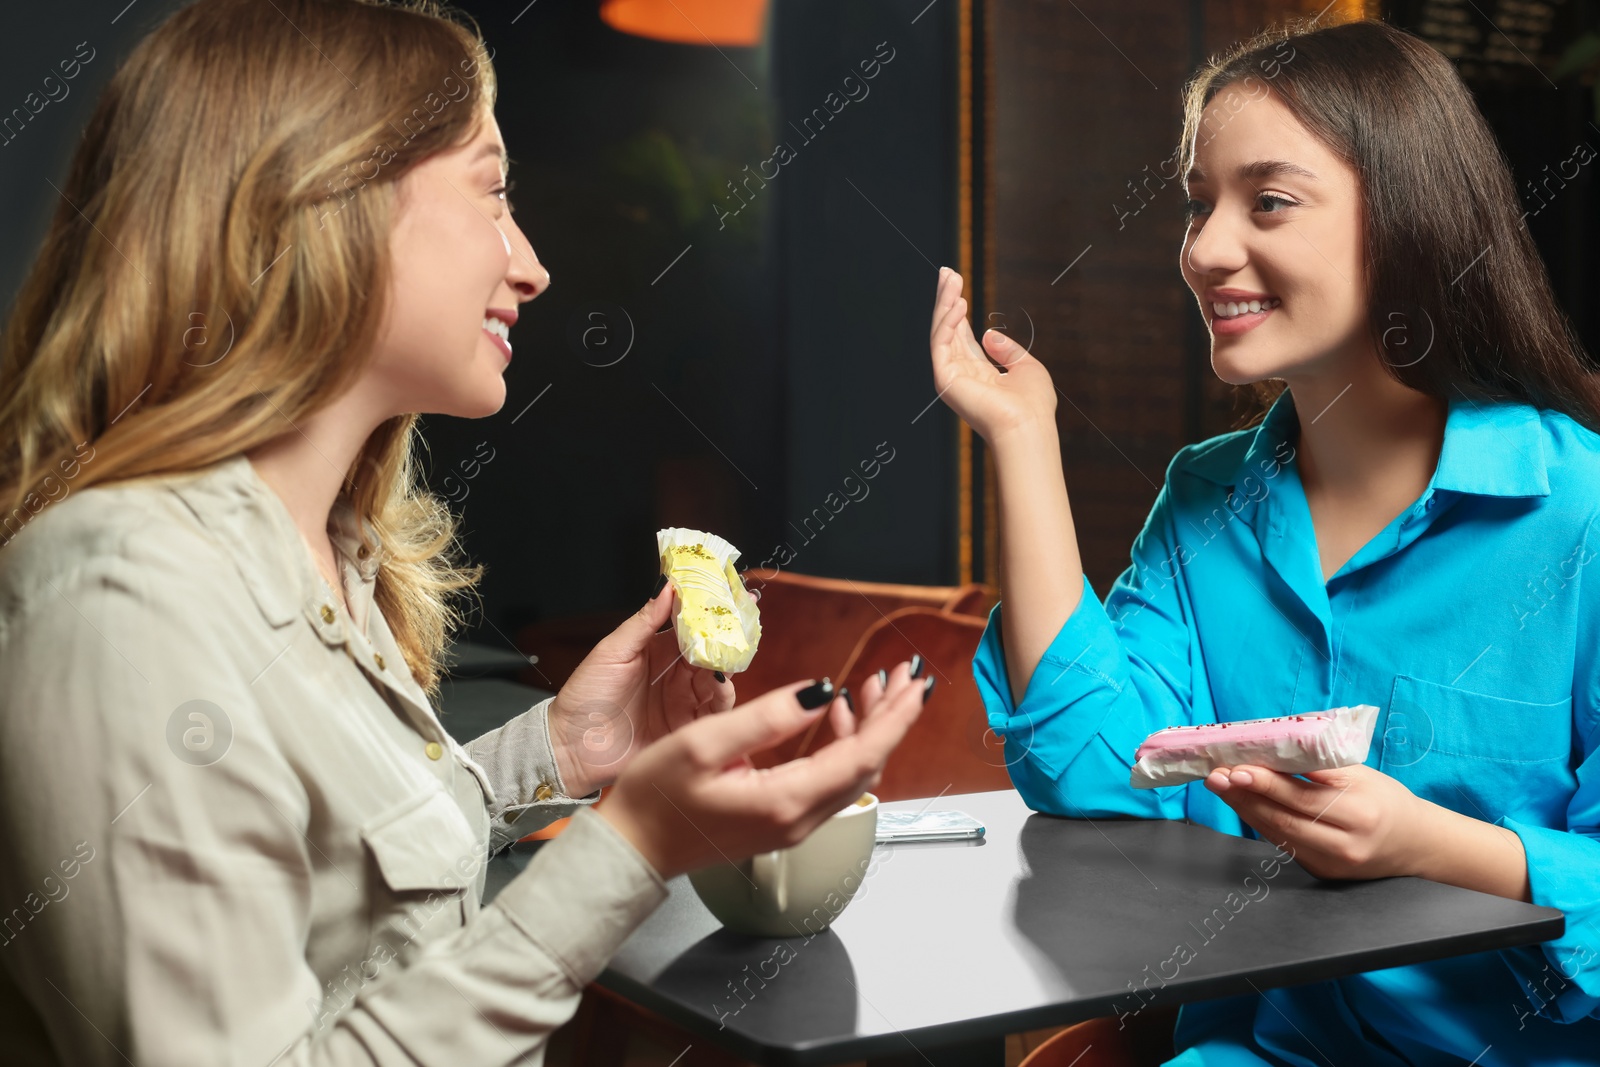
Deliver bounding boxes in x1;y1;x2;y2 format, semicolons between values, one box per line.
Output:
0;0;499;694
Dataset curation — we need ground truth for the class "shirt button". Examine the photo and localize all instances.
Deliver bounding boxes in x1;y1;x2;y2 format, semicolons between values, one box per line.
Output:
534;782;555;802
374;652;386;670
320;604;337;624
424;741;443;761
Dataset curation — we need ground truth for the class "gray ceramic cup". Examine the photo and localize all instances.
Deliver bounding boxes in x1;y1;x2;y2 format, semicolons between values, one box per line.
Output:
688;793;879;937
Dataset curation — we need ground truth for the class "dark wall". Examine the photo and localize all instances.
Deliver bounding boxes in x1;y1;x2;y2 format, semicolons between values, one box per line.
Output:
767;0;962;586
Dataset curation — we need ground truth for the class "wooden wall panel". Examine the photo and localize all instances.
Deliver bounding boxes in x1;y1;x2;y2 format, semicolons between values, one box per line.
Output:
986;0;1353;593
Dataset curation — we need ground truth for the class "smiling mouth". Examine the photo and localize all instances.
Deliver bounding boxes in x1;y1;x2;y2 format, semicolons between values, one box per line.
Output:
482;316;512;361
1212;297;1280;319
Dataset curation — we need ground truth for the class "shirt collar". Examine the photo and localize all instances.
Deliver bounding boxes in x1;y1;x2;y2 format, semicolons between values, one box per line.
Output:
1239;390;1301;484
1429;394;1550;499
1190;390;1550;501
167;454;386;628
329;495;383;583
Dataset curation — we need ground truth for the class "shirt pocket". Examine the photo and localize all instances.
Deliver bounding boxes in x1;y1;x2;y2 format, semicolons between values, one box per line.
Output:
1380;675;1574;826
359;789;482;965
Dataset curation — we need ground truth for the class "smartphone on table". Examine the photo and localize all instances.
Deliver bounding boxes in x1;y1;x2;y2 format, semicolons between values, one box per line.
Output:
875;809;985;843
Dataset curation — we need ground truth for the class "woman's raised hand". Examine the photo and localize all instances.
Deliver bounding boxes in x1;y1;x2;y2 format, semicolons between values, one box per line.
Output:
597;663;929;881
931;267;1082;705
930;267;1057;447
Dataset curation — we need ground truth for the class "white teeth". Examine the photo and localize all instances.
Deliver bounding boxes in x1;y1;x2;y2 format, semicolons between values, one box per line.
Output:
1212;298;1279;320
481;316;510;341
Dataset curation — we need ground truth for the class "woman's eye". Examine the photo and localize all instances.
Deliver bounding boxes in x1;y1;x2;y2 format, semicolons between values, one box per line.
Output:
1256;193;1295;213
1183;199;1211;223
493;179;517;215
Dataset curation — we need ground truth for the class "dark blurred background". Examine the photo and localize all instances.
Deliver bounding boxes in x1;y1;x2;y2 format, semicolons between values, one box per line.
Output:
2;0;1595;682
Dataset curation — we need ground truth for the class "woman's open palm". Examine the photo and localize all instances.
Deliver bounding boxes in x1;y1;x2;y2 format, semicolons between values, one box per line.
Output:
930;267;1057;444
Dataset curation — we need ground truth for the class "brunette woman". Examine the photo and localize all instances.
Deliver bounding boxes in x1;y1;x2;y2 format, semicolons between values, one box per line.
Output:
936;19;1600;1065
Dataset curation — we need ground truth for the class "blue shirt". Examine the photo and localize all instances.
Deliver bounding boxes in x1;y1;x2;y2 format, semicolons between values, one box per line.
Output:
973;394;1600;1066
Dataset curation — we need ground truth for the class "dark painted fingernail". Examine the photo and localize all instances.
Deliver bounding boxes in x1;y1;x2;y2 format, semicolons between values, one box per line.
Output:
796;678;834;710
876;668;888;690
649;573;668;599
714;670;726;684
909;655;924;679
922;676;936;699
841;686;854;713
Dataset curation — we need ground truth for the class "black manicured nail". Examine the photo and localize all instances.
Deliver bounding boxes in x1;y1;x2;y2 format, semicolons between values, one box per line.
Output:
876;668;888;691
714;671;726;684
656;622;672;633
909;655;924;679
922;675;937;699
796;678;834;710
649;573;668;599
841;687;854;713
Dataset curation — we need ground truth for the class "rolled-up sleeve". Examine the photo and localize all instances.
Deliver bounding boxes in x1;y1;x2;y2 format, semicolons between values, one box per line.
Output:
465;696;603;854
0;524;667;1067
972;481;1201;820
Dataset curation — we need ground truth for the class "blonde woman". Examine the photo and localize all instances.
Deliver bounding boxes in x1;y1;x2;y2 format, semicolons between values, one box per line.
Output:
0;1;929;1063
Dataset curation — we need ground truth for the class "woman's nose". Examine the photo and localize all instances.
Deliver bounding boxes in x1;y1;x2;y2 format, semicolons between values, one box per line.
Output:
1184;208;1247;279
500;220;551;301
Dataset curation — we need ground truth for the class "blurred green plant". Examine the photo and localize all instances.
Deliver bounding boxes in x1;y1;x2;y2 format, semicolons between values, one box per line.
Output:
1552;23;1600;124
603;99;772;253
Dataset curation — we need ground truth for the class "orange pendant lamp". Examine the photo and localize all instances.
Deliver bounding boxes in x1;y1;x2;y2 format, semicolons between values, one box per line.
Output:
600;0;768;46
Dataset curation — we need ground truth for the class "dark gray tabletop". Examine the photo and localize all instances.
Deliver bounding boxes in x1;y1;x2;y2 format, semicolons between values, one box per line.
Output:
565;789;1563;1066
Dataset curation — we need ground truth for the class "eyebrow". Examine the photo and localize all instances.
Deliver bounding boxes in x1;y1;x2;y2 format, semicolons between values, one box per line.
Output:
1186;159;1320;185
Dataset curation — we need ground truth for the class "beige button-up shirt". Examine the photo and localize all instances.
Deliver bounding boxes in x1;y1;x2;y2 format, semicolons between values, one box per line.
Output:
0;453;669;1065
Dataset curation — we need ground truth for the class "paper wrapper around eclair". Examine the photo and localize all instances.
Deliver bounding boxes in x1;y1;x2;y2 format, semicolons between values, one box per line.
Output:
1129;704;1380;789
656;528;762;675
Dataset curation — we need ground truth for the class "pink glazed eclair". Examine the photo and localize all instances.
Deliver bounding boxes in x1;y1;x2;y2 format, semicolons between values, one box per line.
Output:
1129;705;1380;789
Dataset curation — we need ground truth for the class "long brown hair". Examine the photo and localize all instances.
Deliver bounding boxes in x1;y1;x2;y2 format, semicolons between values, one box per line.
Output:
1181;19;1597;428
0;0;498;693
